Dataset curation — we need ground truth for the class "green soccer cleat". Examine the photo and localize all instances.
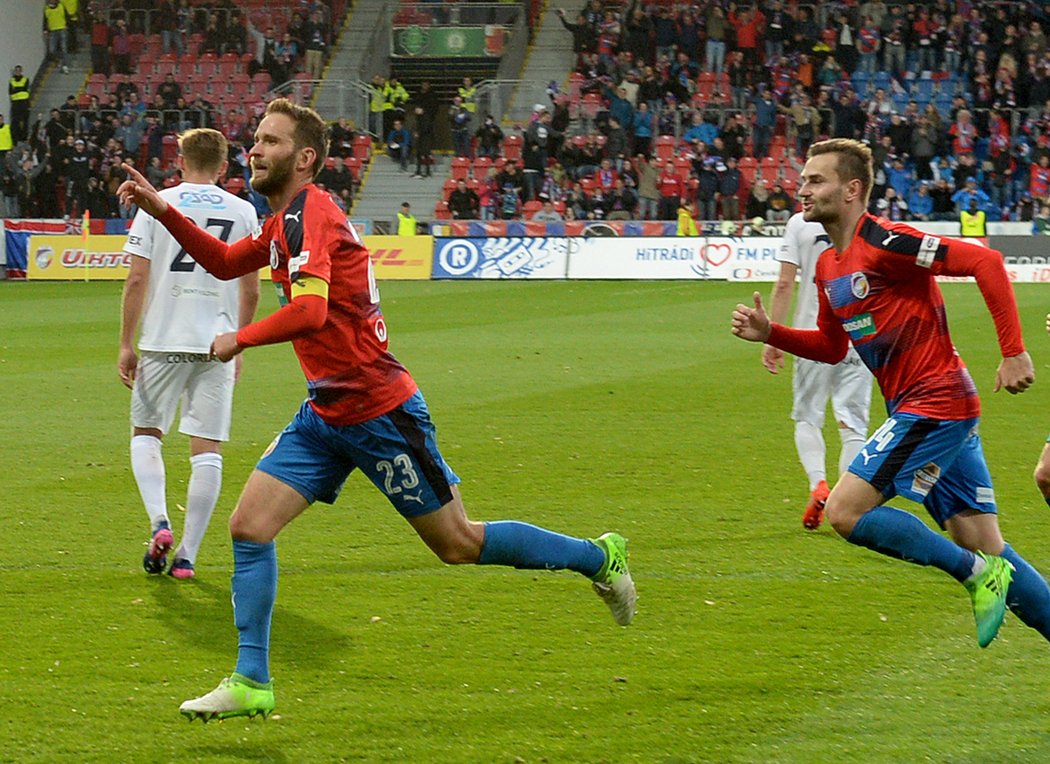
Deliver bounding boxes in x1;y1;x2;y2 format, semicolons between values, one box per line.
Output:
590;532;636;626
179;673;275;722
964;552;1014;648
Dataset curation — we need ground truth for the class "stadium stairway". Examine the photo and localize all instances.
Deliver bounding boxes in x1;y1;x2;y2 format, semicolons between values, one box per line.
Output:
33;48;93;127
351;152;446;229
312;0;388;123
504;6;575;125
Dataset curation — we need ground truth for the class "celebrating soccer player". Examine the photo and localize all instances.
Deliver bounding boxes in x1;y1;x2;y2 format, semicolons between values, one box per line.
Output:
118;99;636;722
732;138;1050;649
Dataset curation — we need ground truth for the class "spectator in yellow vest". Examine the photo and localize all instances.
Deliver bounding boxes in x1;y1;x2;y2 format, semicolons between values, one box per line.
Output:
396;201;418;235
0;113;13;160
960;198;987;237
44;0;70;73
368;74;387;138
458;76;477;114
676;200;698;236
8;65;31;143
61;0;80;54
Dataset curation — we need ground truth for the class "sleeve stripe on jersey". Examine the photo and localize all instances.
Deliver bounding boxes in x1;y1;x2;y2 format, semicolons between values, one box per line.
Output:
859;217;948;265
282;189;308;266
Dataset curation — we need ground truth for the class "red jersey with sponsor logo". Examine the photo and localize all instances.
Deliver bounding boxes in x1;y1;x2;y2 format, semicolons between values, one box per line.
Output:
264;184;417;425
771;213;1024;420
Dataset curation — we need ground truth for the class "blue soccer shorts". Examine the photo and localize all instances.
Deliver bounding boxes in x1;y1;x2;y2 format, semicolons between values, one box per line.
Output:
847;413;996;528
256;391;460;517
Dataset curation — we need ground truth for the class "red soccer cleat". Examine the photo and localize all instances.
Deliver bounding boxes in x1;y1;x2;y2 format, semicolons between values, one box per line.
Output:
802;480;830;530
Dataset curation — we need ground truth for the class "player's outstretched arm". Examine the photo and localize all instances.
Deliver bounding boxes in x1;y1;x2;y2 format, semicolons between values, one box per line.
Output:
994;351;1034;395
731;291;772;343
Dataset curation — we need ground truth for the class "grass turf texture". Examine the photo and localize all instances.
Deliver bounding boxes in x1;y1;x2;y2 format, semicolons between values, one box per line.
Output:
2;279;1050;763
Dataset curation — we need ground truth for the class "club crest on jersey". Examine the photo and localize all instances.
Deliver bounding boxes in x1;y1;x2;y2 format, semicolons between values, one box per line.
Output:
850;272;870;299
269;240;280;270
911;462;942;497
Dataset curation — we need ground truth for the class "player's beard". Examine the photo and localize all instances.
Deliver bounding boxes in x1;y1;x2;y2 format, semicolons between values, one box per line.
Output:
803;190;843;226
250;151;296;197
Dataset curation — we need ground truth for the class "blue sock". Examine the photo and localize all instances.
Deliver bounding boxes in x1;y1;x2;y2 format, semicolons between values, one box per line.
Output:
231;539;277;684
847;505;975;583
477;521;605;578
1000;543;1050;643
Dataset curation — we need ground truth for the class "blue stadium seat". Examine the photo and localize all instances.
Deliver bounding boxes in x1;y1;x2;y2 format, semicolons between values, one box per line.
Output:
873;71;892;92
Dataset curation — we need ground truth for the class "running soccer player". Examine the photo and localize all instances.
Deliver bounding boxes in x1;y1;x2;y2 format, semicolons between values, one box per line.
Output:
732;138;1050;649
118;128;260;580
118;98;636;722
763;211;873;530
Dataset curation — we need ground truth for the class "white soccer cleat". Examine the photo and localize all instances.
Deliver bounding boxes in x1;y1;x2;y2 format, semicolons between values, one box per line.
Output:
179;674;275;722
590;532;637;626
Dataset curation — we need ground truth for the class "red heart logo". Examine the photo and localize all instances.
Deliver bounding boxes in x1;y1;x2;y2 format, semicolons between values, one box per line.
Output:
703;243;732;266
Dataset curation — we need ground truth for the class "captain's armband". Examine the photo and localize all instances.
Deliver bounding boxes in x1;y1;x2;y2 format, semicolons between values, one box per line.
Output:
290;274;330;301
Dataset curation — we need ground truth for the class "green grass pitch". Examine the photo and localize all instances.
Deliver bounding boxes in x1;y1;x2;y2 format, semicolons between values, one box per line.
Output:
2;279;1050;763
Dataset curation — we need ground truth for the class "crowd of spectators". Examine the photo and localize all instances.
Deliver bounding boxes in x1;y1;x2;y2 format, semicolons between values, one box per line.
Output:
438;0;1050;224
0;0;347;220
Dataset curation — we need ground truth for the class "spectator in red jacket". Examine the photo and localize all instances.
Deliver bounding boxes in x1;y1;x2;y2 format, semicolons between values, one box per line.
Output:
657;163;684;220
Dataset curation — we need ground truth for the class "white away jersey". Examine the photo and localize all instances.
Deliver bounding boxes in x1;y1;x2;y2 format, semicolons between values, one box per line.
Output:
776;212;835;329
124;182;259;352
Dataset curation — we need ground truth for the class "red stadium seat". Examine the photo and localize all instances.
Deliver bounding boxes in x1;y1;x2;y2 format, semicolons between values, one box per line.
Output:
654;135;676;162
502;134;522;162
674;156;693;181
352;134;372;161
523;200;543;220
473;156;492;177
345;156;363;181
433;200;451;220
450;156;471;180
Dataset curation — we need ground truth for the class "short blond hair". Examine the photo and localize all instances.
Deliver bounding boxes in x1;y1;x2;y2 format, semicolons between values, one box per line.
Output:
177;128;228;174
807;138;874;204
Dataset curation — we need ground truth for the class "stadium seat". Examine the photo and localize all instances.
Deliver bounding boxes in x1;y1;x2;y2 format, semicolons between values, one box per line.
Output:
654;136;676;162
473;156;492;177
523;200;543;220
450;157;471;180
162;134;178;164
224;175;246;195
503;134;523;162
433;200;451;220
674;156;692;181
345;156;363;181
443;178;457;198
352;134;373;161
579;177;595;193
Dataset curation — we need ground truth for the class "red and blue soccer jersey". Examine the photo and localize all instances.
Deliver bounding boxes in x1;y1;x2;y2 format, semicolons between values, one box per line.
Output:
770;213;1024;420
263;185;417;425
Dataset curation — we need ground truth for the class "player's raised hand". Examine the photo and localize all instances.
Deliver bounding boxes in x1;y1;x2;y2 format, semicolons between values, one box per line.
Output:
117;162;169;218
731;291;772;343
761;343;784;374
994;351;1034;394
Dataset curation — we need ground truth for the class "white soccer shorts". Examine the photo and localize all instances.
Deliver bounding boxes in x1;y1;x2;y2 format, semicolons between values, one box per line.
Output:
791;346;872;434
130;351;235;441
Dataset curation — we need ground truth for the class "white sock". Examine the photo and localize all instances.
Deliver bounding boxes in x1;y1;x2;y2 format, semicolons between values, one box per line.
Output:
839;427;867;477
131;434;168;531
176;452;223;565
967;553;987;581
794;421;827;490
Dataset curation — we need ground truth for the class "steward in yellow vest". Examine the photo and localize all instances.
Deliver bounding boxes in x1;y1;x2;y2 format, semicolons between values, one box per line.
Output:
396;203;417;235
9;65;30;143
458;76;477;114
960;203;986;237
